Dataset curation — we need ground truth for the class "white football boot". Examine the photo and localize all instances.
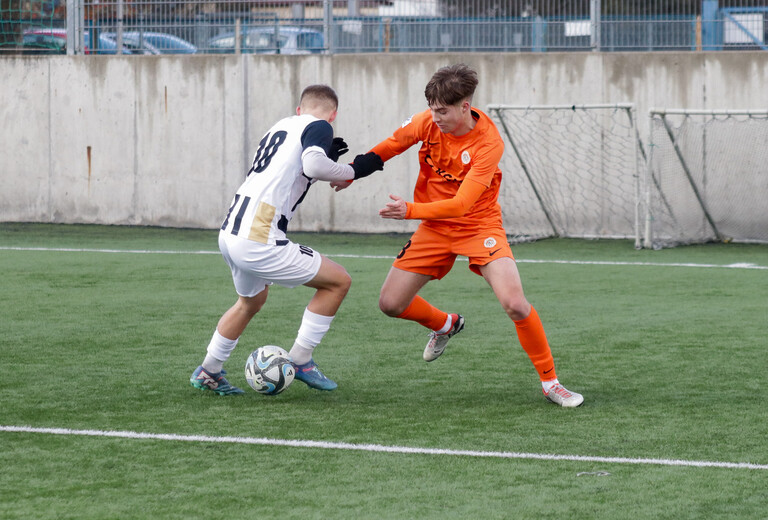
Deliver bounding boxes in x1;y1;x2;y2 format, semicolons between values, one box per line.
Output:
543;383;584;407
423;314;465;362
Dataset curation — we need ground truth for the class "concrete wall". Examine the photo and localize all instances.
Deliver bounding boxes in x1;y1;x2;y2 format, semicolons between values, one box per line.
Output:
2;52;767;233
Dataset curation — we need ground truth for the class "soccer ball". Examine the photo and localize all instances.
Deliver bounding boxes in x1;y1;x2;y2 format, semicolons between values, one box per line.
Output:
245;345;295;395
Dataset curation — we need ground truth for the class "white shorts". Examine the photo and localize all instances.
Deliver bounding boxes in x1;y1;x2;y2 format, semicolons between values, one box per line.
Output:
218;232;323;297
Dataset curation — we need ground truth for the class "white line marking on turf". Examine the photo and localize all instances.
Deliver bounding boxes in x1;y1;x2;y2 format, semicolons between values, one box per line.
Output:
515;259;768;270
0;246;221;255
1;246;766;270
2;425;766;470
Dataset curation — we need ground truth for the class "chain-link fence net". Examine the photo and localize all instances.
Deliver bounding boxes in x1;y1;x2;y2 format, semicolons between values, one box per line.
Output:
646;111;768;247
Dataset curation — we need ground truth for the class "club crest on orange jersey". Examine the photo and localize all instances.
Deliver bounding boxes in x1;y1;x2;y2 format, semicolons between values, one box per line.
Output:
461;150;471;164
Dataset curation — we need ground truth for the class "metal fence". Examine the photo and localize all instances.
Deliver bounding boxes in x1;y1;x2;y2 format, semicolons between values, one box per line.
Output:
2;0;767;54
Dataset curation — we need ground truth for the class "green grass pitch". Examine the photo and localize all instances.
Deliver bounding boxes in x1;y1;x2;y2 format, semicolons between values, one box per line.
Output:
1;223;766;519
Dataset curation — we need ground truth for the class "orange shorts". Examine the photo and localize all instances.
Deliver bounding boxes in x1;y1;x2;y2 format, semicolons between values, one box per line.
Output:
392;224;514;279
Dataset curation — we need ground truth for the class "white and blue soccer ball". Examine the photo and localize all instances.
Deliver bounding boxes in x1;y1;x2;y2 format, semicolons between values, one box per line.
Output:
245;345;295;395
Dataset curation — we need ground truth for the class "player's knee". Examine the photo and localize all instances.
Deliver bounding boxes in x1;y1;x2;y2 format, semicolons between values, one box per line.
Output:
242;301;264;316
337;270;352;296
501;298;530;321
238;291;267;316
378;294;404;317
323;270;351;302
323;261;351;296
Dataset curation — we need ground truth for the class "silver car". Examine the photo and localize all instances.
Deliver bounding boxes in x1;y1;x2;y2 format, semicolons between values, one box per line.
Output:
207;26;324;54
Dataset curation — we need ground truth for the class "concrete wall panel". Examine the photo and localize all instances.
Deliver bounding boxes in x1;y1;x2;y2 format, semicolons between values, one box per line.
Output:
48;57;136;224
0;58;52;222
2;52;767;233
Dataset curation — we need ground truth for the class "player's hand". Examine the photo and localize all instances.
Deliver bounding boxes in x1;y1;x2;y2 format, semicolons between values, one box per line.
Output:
328;137;349;162
379;194;407;220
350;152;384;179
330;180;353;192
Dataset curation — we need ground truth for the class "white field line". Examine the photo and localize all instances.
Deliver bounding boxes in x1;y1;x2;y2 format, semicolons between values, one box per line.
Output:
2;425;766;471
1;246;766;270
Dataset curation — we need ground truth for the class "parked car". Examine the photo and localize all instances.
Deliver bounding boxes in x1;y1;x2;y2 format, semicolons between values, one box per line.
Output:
102;31;197;54
20;29;68;54
21;28;135;55
206;26;324;54
101;32;161;55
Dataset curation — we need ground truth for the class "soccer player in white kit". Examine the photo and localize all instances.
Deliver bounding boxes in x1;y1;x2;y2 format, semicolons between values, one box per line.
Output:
190;85;384;394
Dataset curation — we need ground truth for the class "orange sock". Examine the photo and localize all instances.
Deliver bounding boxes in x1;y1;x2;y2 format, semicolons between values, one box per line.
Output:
514;306;557;381
396;295;449;331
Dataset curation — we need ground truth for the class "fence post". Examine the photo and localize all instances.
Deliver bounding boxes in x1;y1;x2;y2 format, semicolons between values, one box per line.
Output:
66;0;75;55
347;0;359;17
701;0;721;51
116;0;124;55
590;0;601;51
323;0;333;54
532;16;545;52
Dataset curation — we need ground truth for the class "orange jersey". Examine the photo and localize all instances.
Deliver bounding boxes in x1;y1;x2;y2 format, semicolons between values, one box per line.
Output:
371;108;505;232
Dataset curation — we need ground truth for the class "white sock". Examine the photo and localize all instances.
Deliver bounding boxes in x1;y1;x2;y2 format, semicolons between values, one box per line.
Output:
288;343;314;366
542;379;559;393
202;330;239;374
435;314;453;334
289;308;334;365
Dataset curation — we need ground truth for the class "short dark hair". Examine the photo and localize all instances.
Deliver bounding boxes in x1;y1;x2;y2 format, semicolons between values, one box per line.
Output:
299;84;339;111
424;64;479;106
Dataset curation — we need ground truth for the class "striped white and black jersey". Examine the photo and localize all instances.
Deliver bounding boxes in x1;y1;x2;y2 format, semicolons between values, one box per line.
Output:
220;114;354;245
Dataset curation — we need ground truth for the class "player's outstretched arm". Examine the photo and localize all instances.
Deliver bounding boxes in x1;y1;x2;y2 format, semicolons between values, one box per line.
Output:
325;150;384;192
379;194;408;219
350;152;384;179
303;148;355;182
381;179;487;221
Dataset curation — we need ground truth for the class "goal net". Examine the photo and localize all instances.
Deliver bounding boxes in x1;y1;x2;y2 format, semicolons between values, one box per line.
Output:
645;109;768;248
488;104;643;247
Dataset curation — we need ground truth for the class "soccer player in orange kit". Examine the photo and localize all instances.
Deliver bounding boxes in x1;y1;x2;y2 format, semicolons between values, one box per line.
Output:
362;64;583;406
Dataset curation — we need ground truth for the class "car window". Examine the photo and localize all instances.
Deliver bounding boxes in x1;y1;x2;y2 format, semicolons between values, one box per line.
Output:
245;31;287;51
120;38;158;54
210;35;236;50
143;34;196;53
245;32;273;49
297;32;323;51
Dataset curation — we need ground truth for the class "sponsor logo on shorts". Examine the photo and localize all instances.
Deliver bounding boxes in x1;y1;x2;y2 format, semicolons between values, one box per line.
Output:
484;237;497;248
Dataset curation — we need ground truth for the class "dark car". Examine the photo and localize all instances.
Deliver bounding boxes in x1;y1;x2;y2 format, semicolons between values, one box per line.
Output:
21;28;134;54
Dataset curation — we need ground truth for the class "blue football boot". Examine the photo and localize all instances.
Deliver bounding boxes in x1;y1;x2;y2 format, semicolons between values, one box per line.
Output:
190;366;245;395
292;359;337;391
